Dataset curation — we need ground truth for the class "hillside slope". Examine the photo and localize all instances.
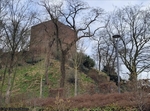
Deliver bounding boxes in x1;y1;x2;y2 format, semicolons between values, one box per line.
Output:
1;59;104;102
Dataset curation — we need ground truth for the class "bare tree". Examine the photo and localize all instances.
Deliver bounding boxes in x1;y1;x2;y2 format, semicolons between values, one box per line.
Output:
70;40;86;96
93;29;116;72
59;0;104;88
105;5;150;81
1;0;36;104
41;0;104;88
92;35;102;71
0;0;9;103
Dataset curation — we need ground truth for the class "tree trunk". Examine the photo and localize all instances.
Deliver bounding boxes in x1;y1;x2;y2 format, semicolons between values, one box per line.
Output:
74;66;78;96
5;53;14;104
60;53;66;88
129;64;137;81
44;60;50;85
5;73;12;104
130;72;137;82
1;64;8;94
40;75;43;98
44;47;51;85
98;43;101;71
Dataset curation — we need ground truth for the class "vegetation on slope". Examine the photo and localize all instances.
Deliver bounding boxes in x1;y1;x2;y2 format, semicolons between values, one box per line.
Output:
0;58;97;103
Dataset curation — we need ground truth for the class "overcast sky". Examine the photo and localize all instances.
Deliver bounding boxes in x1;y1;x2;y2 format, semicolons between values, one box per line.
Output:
84;0;150;12
52;0;150;11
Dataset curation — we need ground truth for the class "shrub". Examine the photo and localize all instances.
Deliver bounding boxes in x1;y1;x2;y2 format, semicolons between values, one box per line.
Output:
82;56;95;69
88;70;107;83
49;88;64;98
67;70;75;84
23;93;148;110
25;57;43;65
102;65;122;85
97;82;118;94
67;76;75;84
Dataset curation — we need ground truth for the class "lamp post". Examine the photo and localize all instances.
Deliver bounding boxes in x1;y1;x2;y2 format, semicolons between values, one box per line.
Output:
112;35;121;93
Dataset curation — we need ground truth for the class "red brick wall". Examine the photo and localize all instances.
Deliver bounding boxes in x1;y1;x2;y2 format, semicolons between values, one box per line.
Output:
30;20;76;57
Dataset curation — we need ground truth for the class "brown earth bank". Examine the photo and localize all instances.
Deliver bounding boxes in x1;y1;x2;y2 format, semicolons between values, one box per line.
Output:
14;92;150;110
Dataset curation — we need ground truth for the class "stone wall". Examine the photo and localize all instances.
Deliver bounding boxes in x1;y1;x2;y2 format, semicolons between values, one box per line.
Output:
30;20;76;58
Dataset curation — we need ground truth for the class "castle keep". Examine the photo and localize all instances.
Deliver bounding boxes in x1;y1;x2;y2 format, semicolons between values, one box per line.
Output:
30;20;76;58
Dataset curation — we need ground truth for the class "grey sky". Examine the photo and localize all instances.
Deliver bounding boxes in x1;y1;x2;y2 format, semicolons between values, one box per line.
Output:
83;0;150;12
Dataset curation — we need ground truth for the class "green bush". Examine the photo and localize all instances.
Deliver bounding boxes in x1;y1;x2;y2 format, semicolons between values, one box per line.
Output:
82;56;95;69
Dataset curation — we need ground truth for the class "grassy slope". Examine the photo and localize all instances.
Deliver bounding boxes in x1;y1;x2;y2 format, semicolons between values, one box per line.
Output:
1;59;96;100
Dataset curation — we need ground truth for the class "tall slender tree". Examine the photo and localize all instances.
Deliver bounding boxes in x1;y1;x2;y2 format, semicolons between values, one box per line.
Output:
1;0;36;104
0;0;9;100
93;29;116;72
70;41;86;96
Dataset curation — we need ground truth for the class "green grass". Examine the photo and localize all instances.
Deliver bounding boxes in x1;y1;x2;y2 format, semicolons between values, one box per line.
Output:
0;58;98;103
80;73;94;83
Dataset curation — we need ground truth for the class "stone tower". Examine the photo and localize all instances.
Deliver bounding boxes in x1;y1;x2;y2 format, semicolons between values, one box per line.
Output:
30;20;76;58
